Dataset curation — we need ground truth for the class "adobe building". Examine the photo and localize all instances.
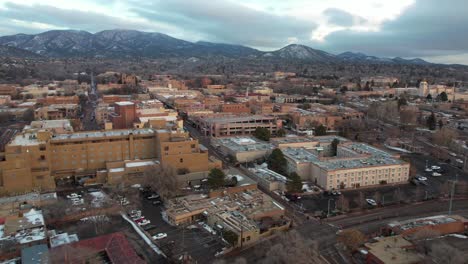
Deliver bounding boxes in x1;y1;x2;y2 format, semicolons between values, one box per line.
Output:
0;126;220;195
221;103;251;114
110;101;137;129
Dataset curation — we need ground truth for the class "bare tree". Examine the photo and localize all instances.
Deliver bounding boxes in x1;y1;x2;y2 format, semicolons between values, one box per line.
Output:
411;229;441;255
45;244;99;264
258;230;324;264
43;198;69;220
337;229;366;252
429;241;467;264
337;195;350;212
433;127;459;147
143;165;180;201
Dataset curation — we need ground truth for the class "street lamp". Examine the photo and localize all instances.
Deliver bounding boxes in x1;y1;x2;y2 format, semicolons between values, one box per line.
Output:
327;199;334;217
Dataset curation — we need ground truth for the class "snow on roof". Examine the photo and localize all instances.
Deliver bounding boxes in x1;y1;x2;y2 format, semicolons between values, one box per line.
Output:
109;168;124;173
115;101;134;106
24;209;44;226
125;161;157;168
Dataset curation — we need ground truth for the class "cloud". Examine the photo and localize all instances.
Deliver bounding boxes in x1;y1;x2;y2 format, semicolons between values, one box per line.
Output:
129;0;316;49
313;0;468;62
323;8;357;27
0;0;466;63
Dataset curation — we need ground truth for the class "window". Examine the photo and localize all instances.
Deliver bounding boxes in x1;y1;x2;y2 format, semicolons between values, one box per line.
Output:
180;158;184;163
164;146;169;151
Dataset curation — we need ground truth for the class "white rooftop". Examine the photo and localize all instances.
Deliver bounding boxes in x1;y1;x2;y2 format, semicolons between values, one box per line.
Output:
115;101;134;106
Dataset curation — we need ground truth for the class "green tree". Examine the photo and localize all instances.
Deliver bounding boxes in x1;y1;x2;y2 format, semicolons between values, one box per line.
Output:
426;94;433;101
314;124;327;136
331;138;340;156
267;148;287;175
276;128;286;137
207;168;226;189
439;91;448;102
426;112;437;130
298;103;311;110
253;127;271;141
287;172;303;193
223;230;239;246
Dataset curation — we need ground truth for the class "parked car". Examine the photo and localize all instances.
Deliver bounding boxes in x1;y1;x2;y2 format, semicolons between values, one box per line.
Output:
410;179;420;185
431;165;441;170
366;199;377;206
142;224;157;231
134;217;145;223
152;200;162;205
138;219;151;226
425;168;433;172
146;194;160;200
432;172;442;177
417;176;428;181
152;233;167;240
67;193;81;199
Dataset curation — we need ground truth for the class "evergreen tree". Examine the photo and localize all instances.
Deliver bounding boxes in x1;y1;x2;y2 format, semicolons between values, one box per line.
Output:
426;94;433;101
276;128;286;137
267;148;287;175
287;172;303;193
207;168;226;189
314;124;327;136
438;119;444;129
439;92;448;102
427;112;437;130
331;138;340;156
253;127;271;141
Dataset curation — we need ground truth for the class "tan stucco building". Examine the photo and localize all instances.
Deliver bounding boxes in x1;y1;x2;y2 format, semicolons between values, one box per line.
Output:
0;126;220;195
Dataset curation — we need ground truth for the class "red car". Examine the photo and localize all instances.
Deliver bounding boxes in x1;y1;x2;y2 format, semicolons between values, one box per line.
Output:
134;217;145;223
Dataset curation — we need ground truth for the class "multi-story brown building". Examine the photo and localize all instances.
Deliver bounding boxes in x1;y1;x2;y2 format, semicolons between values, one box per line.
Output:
39;96;79;105
110;101;137;129
191;114;282;137
0;84;19;96
0;127;219;194
221;103;250;114
34;104;79;120
290;104;364;131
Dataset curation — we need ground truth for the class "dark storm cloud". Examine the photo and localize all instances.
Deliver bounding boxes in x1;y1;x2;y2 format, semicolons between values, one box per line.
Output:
129;0;315;48
316;0;468;59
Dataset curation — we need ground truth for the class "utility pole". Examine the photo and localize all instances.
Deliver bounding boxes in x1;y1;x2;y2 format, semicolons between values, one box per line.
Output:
448;174;458;215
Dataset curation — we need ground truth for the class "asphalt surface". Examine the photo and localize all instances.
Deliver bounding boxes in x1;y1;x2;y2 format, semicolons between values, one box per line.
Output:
82;73;99;131
139;198;227;263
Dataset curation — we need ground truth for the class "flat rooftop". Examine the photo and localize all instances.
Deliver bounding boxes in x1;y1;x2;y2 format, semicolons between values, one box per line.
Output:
214;136;273;152
51;128;154;141
387;215;467;231
283;142;406;171
271;135;348;145
202;115;276;123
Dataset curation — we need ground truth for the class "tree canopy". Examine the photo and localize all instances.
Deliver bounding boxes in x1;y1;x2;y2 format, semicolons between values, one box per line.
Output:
267;148;287;175
426;112;437;130
207;168;226;189
331;138;340;156
314;124;327;136
287;172;303;193
253;127;271;141
276;128;286;137
439;91;448;102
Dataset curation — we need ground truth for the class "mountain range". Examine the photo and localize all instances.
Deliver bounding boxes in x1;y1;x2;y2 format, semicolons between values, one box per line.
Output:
0;29;432;65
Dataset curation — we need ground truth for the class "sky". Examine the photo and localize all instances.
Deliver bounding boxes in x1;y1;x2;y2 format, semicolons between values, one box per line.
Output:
0;0;467;64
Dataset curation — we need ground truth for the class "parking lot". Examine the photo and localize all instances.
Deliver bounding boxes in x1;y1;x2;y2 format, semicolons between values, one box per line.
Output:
287;153;468;217
137;196;227;262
